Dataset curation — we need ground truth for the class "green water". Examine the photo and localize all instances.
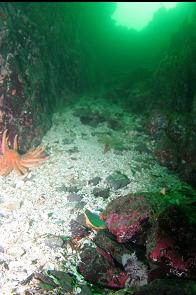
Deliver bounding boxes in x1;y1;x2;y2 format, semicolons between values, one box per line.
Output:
0;2;195;295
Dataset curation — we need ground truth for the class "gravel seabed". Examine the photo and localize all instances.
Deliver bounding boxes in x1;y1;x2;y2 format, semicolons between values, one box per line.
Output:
0;101;186;295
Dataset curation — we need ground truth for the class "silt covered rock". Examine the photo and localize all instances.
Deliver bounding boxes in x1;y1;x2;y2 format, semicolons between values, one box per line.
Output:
102;194;151;243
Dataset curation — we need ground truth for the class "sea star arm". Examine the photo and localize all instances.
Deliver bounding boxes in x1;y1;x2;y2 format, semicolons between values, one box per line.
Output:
13;135;18;151
13;159;28;175
0;156;12;176
20;157;47;168
20;146;48;167
23;146;45;158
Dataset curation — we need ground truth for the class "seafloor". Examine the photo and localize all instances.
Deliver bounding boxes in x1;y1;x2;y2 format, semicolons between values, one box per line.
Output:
0;97;193;295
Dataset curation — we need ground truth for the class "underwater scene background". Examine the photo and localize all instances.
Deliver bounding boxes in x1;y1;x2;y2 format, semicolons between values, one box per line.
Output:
0;2;195;295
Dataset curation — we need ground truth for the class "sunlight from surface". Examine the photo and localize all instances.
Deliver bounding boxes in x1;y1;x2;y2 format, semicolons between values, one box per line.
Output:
112;2;178;30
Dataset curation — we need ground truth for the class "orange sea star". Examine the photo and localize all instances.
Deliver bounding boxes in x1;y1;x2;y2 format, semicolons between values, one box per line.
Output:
0;129;48;176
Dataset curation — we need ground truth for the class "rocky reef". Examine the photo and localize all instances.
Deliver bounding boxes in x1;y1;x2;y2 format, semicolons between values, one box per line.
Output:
72;194;196;293
123;5;196;188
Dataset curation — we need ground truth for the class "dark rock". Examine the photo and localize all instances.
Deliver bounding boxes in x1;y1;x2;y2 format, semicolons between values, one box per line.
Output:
0;9;53;154
70;156;77;160
67;193;83;202
106;171;130;190
34;272;58;288
147;111;196;187
147;206;196;280
69;219;90;239
78;245;128;289
47;270;73;292
147;106;196;187
146;112;168;139
80;115;98;127
93;187;110;199
103;194;151;243
94;231;134;265
94;231;148;287
107;118;121;130
88;176;102;186
80;112;105;127
154;134;178;170
59;186;80;193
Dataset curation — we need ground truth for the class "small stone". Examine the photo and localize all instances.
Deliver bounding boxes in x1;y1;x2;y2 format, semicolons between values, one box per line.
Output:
67;193;83;202
58;185;80;193
106;171;130;190
107;118;121;130
47;270;73;291
93;187;110;199
80;115;100;127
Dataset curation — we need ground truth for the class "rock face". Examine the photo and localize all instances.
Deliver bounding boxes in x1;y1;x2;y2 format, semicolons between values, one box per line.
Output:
78;195;151;289
145;8;196;188
78;245;129;289
94;231;134;265
0;4;52;152
0;3;83;152
78;195;196;292
147;112;196;187
79;231;149;289
147;206;196;280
